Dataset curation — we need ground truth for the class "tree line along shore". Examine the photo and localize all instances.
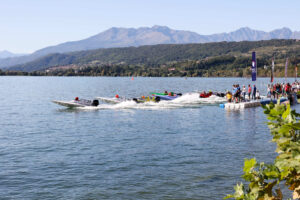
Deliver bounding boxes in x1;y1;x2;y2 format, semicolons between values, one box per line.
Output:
1;39;300;77
0;57;299;77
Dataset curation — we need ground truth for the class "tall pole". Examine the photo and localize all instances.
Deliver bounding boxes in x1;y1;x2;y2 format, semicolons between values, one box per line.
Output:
271;57;274;83
285;58;288;83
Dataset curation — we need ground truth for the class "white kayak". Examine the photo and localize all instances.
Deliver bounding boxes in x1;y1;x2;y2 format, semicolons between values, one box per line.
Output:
52;99;99;108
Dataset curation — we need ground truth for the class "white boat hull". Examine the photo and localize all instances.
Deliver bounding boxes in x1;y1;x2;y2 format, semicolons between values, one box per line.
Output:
52;100;86;108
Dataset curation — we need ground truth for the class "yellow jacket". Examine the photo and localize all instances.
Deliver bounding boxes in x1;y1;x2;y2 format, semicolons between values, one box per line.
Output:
226;93;232;100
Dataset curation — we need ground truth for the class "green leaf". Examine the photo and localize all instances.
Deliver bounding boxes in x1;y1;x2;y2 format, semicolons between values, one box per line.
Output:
224;194;234;199
244;158;257;174
278;124;292;135
291;122;300;130
282;104;290;119
264;170;280;179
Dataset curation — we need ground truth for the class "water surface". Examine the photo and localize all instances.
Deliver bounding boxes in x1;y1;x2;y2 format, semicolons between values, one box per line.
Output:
0;77;297;199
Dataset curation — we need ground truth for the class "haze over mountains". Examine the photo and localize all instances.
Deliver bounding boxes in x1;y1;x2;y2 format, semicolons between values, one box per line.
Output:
0;50;26;59
1;25;300;69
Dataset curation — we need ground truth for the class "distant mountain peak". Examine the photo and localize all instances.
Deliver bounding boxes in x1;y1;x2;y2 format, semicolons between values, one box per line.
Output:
238;27;252;31
0;50;26;59
152;25;170;30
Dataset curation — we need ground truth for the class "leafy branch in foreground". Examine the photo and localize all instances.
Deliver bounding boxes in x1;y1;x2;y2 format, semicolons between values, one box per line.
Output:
225;102;300;200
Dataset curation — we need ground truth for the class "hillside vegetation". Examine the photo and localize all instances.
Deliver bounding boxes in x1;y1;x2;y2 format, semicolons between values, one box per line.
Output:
4;39;300;77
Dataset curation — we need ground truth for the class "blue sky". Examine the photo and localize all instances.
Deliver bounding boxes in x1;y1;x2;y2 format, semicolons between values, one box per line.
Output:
1;0;300;53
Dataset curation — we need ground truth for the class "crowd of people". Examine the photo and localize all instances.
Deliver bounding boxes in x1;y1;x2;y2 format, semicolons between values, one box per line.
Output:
226;84;259;103
266;82;300;99
225;81;300;103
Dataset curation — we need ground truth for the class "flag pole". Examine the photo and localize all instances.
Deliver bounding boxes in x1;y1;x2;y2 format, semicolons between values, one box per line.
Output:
271;56;274;83
285;58;288;83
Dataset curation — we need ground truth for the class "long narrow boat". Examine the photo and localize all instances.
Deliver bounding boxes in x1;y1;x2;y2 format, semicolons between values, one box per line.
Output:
52;99;99;108
150;92;182;96
97;96;161;104
150;92;168;96
153;94;179;101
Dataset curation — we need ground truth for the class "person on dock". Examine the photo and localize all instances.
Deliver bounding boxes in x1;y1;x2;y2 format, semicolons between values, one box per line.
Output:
235;85;240;103
236;84;241;102
256;90;261;99
274;84;278;99
247;84;251;101
232;85;236;103
242;85;246;101
275;83;281;99
282;83;286;96
267;84;271;98
270;84;275;99
226;91;232;102
252;85;257;100
285;83;291;95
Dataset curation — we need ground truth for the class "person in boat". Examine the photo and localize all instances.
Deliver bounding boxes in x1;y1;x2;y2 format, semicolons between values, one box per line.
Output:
164;91;168;95
215;92;225;97
75;97;79;101
168;92;174;96
247;85;251;101
200;91;211;98
200;91;206;98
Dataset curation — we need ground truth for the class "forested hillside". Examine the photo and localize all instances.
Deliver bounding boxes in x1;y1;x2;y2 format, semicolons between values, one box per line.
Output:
4;39;300;77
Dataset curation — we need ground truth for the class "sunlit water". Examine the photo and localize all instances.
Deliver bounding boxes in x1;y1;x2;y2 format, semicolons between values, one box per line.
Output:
0;76;298;199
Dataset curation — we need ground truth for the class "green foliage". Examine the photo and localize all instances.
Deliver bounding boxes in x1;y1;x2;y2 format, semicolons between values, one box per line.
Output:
226;103;300;200
6;39;300;77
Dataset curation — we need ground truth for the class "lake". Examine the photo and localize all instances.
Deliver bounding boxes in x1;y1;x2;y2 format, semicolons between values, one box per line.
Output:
0;76;298;199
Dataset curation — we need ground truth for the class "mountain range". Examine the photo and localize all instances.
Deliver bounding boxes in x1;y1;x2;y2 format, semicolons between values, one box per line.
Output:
0;50;26;59
1;25;300;69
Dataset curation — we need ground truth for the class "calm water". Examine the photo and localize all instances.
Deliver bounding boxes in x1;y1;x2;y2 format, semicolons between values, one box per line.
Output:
0;76;298;200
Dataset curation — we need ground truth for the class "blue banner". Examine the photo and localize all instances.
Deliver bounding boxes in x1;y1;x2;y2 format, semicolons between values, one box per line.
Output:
251;52;257;81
